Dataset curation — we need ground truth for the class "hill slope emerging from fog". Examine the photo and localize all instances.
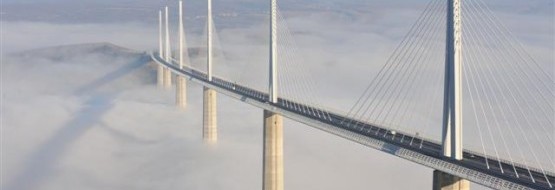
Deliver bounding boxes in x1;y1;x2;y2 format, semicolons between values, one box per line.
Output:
11;42;143;63
4;43;154;95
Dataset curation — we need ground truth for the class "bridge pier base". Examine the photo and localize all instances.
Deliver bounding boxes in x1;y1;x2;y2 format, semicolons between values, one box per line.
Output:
176;76;187;109
433;170;470;190
163;67;172;89
157;64;164;87
203;87;217;144
263;110;283;190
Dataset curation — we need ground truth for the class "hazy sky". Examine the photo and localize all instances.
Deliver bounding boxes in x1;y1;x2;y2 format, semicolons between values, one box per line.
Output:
1;0;553;190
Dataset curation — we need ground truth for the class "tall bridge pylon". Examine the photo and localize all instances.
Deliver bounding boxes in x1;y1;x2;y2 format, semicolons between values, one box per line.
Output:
263;0;284;189
203;0;218;144
435;0;469;189
164;6;172;89
176;0;188;109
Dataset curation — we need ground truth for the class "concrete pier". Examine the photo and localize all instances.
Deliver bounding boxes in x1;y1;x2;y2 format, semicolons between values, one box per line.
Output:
433;170;470;190
157;65;164;87
263;110;283;190
163;68;172;89
203;87;217;144
176;76;187;108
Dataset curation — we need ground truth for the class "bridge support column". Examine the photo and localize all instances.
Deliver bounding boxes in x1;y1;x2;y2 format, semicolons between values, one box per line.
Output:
176;76;187;108
263;110;283;190
433;170;469;190
163;68;172;89
203;87;217;144
157;65;164;87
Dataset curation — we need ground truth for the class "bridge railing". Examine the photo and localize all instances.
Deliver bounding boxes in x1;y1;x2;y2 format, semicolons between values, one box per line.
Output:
330;97;555;178
463;149;555;177
280;105;534;189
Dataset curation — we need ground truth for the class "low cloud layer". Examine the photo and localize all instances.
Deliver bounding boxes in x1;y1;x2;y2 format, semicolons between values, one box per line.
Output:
1;43;436;190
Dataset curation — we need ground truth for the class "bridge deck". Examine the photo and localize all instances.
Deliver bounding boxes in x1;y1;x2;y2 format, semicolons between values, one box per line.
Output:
152;53;554;190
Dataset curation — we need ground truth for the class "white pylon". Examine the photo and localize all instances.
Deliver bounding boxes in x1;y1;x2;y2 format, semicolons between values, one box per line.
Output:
269;0;278;103
157;10;164;87
442;0;463;160
159;10;164;59
165;6;171;62
179;1;185;71
207;0;213;81
164;6;172;89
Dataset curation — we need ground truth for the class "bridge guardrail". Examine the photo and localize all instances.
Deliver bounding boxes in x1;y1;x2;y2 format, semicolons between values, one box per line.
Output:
339;104;555;178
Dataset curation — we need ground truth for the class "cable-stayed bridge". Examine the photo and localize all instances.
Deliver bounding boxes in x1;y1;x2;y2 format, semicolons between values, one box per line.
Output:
149;0;554;189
